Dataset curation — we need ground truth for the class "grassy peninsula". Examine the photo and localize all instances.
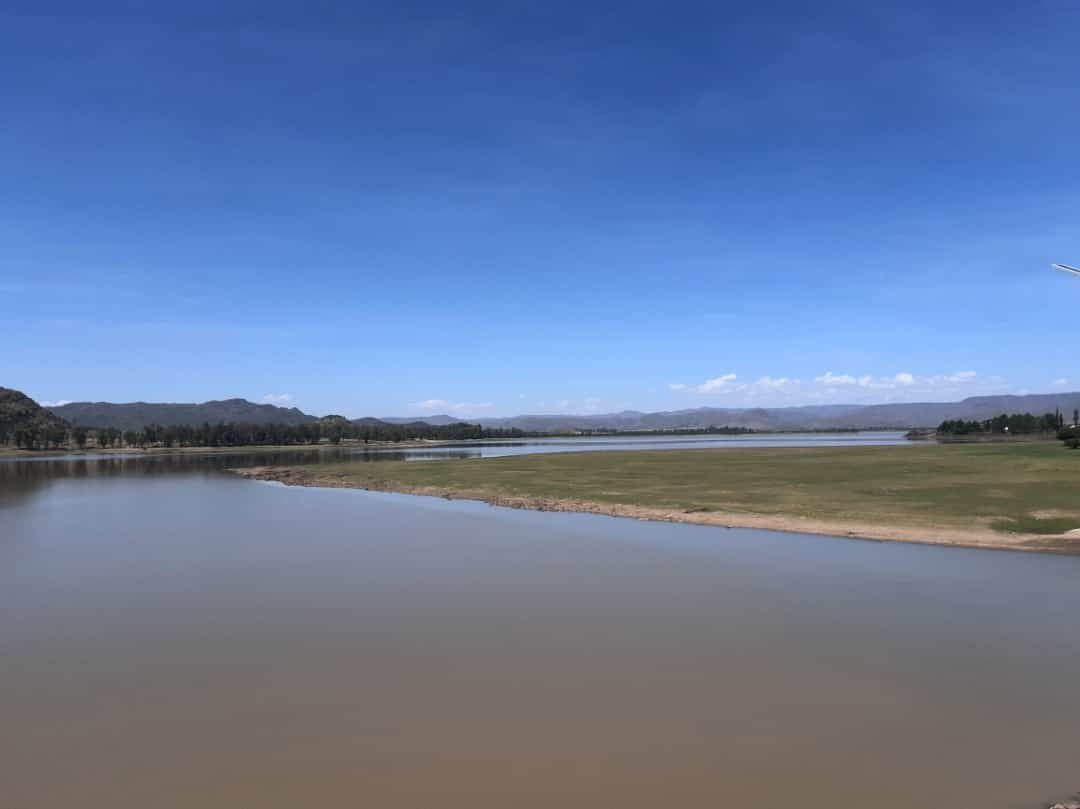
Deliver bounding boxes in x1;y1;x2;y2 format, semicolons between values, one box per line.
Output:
238;443;1080;553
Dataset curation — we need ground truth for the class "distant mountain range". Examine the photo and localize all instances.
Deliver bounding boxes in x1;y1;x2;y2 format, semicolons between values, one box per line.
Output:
473;394;1080;432
379;414;468;426
40;391;1080;432
49;398;317;430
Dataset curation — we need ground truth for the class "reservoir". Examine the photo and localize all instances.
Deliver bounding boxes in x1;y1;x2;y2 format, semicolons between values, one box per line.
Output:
1;442;1077;808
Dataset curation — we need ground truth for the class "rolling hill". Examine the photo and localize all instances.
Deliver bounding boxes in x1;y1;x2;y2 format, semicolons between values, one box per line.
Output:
49;398;318;429
0;387;70;438
473;394;1080;432
37;391;1080;433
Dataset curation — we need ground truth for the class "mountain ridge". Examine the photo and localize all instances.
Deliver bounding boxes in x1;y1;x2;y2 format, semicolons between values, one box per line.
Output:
50;398;317;430
41;392;1080;432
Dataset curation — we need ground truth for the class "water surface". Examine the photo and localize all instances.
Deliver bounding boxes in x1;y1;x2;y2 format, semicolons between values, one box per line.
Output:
1;429;910;468
1;450;1077;808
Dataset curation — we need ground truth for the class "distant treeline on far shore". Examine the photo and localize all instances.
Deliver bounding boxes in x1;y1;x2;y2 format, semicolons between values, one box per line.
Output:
2;419;758;451
5;419;504;450
937;410;1080;448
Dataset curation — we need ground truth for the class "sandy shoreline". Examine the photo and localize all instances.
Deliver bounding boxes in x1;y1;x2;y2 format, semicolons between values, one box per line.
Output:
234;466;1080;555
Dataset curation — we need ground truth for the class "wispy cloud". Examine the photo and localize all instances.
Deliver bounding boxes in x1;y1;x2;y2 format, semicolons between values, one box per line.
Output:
752;376;796;390
815;372;858;386
695;373;737;393
669;373;798;399
1053;377;1069;387
39;399;72;407
669;368;995;406
935;370;976;384
261;393;293;405
813;370;970;390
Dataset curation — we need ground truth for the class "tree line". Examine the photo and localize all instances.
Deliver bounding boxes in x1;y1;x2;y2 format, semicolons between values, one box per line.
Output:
0;418;766;450
937;409;1080;448
1;419;536;450
1;423;70;450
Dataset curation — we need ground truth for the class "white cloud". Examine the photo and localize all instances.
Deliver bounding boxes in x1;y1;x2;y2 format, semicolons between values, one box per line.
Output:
813;370;969;391
40;399;72;407
261;393;293;405
669;374;799;402
695;373;737;393
812;371;889;388
1053;377;1069;387
408;398;493;414
751;376;796;390
815;372;857;386
947;370;977;382
923;370;978;386
671;367;1008;407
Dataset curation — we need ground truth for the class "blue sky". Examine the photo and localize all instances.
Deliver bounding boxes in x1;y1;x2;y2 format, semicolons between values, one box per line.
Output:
3;1;1078;418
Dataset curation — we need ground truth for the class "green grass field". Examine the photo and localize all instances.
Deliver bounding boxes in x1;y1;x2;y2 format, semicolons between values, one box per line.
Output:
295;443;1080;536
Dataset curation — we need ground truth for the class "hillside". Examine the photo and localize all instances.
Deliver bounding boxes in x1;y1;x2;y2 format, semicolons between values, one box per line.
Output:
49;398;318;430
380;414;465;426
38;391;1080;433
814;393;1080;430
0;387;70;440
473;393;1080;432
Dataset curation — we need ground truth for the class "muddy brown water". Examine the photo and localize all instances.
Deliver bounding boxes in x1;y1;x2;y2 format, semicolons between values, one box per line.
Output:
1;452;1077;808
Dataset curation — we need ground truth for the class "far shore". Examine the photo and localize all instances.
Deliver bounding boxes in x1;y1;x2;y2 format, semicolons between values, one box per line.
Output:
0;438;454;458
233;443;1080;555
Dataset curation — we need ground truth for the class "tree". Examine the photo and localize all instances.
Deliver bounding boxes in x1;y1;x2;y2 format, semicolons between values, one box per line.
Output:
73;426;88;449
15;427;37;449
46;426;66;449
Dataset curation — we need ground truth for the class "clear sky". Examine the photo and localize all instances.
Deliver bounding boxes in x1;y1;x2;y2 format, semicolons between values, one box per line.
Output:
3;1;1078;418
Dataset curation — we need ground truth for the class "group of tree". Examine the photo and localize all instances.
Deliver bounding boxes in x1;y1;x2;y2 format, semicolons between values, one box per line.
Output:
1059;410;1080;449
937;409;1080;448
92;419;499;449
0;387;72;449
1;417;541;450
0;424;69;450
3;413;769;450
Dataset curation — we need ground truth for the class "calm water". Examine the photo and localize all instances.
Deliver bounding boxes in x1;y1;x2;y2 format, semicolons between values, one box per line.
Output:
372;430;913;460
2;449;1078;808
0;429;911;469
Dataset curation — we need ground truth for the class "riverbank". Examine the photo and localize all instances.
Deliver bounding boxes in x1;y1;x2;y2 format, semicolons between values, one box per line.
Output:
235;443;1080;554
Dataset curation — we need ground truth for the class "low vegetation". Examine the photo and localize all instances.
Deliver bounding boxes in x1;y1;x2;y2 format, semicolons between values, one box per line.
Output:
261;443;1080;543
1060;426;1080;450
